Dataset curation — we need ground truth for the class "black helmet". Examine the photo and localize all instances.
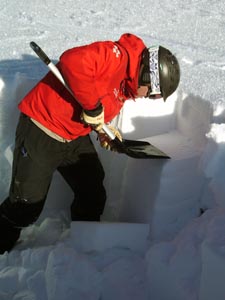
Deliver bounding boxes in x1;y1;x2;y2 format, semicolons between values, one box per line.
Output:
139;46;180;101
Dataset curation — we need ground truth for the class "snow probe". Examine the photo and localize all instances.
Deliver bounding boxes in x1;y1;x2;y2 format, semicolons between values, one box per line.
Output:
30;41;170;159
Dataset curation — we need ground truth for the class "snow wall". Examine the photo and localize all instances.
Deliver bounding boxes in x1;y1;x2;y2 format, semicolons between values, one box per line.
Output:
100;90;213;239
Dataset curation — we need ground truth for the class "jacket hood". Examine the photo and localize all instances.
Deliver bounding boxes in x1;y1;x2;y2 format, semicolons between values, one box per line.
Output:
117;33;146;97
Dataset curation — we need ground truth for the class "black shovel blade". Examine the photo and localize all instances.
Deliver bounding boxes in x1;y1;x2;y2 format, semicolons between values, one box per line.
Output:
111;138;170;159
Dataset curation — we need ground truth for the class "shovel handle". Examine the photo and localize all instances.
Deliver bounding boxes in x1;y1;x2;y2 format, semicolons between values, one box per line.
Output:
102;124;116;140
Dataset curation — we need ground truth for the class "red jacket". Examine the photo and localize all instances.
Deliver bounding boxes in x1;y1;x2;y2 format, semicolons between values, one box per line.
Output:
19;33;146;140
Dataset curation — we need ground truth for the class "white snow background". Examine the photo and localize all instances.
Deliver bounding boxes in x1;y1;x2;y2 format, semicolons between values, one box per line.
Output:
0;0;225;299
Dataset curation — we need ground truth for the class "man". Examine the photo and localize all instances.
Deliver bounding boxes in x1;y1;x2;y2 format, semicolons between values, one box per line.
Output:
0;33;180;253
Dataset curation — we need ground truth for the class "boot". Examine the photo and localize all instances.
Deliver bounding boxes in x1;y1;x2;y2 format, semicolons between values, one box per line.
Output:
0;215;21;254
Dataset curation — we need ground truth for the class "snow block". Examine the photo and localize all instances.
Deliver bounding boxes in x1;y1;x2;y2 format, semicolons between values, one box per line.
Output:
146;248;185;300
101;255;148;300
45;245;101;300
118;96;177;139
70;222;149;253
199;241;225;300
0;267;19;294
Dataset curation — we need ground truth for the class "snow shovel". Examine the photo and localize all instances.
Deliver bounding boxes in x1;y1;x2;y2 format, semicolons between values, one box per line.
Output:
30;41;170;159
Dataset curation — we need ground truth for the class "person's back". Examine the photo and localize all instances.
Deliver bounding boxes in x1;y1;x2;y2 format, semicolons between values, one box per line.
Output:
19;34;146;140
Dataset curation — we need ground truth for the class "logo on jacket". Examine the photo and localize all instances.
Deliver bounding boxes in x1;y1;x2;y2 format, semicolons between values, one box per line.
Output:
113;88;119;98
113;45;121;58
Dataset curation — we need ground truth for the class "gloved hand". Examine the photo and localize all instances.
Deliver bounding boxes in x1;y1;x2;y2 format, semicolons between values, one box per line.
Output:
98;125;123;151
81;103;104;132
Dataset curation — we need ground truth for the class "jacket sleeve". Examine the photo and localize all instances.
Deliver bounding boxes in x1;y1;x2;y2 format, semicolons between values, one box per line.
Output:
59;42;115;111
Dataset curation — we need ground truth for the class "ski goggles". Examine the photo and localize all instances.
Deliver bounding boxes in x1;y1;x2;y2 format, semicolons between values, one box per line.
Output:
139;46;162;98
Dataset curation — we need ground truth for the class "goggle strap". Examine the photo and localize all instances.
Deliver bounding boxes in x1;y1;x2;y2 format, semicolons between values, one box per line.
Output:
149;46;161;95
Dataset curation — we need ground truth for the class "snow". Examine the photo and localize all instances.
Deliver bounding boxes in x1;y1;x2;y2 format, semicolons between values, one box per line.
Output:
0;0;225;299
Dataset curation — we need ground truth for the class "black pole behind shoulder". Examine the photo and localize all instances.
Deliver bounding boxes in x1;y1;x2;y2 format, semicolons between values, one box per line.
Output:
30;41;51;65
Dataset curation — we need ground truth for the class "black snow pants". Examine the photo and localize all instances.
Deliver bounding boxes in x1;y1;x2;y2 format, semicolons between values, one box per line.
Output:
0;114;106;253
